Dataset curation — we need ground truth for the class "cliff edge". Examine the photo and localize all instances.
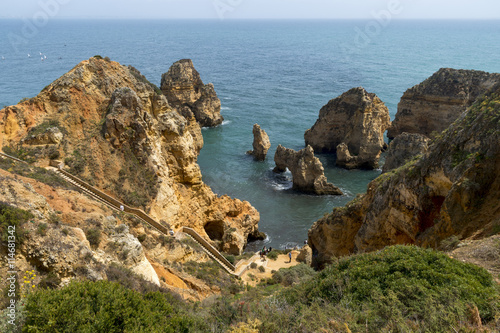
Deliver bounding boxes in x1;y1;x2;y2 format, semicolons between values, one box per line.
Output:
388;68;500;139
0;57;259;255
309;84;500;267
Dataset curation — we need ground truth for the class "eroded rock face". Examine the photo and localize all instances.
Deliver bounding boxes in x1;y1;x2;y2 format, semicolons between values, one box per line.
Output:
382;132;430;173
388;68;500;139
160;59;223;127
296;245;312;266
23;127;63;145
0;57;259;255
309;86;500;267
304;87;390;169
273;145;342;195
248;124;271;161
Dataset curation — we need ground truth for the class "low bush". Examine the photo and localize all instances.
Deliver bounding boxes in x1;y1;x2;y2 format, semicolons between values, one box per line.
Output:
0;202;32;245
282;245;500;332
36;223;48;236
23;280;207;332
266;250;279;261
85;228;101;248
272;263;316;287
225;255;236;265
38;272;61;289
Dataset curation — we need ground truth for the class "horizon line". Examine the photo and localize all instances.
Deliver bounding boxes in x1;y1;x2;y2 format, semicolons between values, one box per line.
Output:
1;17;500;21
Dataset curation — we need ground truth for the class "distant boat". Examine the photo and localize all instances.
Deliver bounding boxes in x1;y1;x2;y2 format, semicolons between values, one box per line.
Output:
28;53;31;58
1;56;5;60
44;55;47;59
41;57;44;61
39;52;42;56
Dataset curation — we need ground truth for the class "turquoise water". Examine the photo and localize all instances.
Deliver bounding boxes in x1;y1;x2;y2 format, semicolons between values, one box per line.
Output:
1;20;500;250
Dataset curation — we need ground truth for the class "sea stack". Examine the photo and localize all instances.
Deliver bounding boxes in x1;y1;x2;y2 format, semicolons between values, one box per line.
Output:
248;124;271;161
304;87;391;169
160;59;223;127
273;145;342;195
388;68;500;139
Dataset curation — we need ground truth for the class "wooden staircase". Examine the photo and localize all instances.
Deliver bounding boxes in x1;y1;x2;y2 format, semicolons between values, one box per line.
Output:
0;152;240;275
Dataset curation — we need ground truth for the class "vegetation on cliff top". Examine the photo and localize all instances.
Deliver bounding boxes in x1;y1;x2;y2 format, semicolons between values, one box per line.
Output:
18;245;500;332
0;202;33;246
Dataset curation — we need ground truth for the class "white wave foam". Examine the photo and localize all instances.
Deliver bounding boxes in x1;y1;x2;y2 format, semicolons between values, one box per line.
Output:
221;120;231;126
220;106;231;110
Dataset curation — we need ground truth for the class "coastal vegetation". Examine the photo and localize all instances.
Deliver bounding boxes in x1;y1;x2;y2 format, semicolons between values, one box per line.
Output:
18;245;500;332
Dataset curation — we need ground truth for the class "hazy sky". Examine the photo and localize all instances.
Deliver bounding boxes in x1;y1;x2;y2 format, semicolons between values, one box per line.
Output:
1;0;500;20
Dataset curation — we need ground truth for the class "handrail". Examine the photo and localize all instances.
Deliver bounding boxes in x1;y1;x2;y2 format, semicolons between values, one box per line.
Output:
56;168;172;235
0;151;28;164
182;227;236;271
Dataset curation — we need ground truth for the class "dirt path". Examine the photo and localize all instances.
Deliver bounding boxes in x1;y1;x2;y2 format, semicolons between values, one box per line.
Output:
240;250;301;286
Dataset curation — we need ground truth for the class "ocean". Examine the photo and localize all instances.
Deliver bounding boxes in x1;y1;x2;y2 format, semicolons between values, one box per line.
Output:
1;19;499;251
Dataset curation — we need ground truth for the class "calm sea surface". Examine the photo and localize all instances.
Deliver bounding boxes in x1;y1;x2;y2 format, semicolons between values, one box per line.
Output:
1;19;499;250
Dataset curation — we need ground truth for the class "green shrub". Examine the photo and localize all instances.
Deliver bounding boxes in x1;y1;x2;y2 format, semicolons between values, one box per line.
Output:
93;55;103;59
439;235;461;251
23;280;207;332
112;146;159;210
225;255;235;265
250;262;257;269
85;228;101;248
284;245;500;332
258;266;265;273
137;234;147;243
272;263;316;287
0;202;32;245
0;159;76;191
183;260;239;291
38;272;61;289
48;212;61;224
266;250;279;261
37;223;48;236
64;149;86;175
26;119;63;137
491;224;500;236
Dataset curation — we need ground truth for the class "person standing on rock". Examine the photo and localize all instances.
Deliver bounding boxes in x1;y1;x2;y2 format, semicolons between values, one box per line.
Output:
288;251;292;263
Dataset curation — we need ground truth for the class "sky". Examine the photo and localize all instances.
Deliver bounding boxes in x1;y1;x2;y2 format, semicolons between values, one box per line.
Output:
1;0;500;20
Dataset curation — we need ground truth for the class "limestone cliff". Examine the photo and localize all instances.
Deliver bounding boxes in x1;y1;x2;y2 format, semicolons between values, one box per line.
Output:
248;124;271;161
0;57;259;255
304;87;390;169
0;169;218;300
160;59;223;127
388;68;500;139
273;145;342;195
309;86;500;267
382;132;430;173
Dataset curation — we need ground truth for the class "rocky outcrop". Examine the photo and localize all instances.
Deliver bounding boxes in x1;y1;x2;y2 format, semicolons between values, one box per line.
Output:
309;86;500;267
0;57;259;255
273;145;342;195
296;245;312;266
23;127;63;145
0;170;224;299
304;87;391;169
160;59;223;127
248;124;271;161
388;68;500;139
382;132;430;173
